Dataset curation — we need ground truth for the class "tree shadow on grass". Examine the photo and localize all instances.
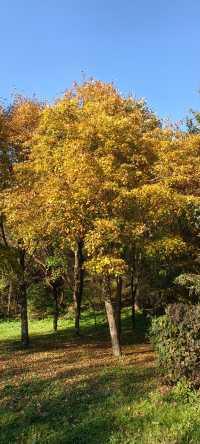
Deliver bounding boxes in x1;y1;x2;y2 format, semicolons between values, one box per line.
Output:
0;365;155;444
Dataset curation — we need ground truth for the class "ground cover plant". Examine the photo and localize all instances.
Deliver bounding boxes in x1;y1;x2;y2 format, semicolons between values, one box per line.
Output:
1;311;200;444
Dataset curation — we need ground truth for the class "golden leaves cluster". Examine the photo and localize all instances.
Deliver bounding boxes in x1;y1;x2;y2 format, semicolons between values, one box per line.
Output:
2;81;200;276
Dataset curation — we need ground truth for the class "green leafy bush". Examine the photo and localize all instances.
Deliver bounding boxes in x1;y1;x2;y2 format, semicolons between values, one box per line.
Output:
150;304;200;386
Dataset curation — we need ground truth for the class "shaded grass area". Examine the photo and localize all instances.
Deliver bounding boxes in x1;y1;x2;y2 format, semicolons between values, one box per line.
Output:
0;310;200;443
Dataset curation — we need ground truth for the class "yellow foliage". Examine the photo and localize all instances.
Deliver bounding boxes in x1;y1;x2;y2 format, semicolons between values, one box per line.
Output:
3;80;198;281
144;236;189;261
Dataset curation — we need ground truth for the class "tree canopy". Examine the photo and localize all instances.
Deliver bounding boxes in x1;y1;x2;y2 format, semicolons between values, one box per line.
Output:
1;79;200;354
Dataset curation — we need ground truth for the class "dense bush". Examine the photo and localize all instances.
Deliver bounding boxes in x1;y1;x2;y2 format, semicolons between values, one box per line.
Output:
150;303;200;386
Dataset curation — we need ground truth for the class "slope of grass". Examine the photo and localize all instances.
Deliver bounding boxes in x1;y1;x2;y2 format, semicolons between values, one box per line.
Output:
0;310;200;443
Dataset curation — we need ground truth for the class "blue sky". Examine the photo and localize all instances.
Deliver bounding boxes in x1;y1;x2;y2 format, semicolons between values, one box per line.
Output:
1;0;200;122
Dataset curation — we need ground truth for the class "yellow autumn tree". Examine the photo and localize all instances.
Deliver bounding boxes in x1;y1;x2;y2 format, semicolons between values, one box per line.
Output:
4;80;164;354
2;96;42;347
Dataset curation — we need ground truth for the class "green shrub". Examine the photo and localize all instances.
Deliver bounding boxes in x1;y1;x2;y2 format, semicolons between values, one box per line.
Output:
170;378;196;403
150;303;200;386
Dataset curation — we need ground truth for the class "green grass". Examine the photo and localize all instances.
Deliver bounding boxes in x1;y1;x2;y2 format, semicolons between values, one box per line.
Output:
0;310;200;443
0;311;104;341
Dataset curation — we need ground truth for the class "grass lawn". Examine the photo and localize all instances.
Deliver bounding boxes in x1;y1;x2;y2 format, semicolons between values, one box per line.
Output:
0;310;200;444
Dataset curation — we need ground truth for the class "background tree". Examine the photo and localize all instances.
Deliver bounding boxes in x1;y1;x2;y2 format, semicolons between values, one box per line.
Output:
1;96;42;346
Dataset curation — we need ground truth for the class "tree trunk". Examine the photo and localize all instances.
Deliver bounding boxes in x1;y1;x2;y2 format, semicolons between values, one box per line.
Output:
131;271;135;327
73;239;84;334
131;271;139;328
7;281;12;320
52;286;59;332
103;276;121;357
115;276;122;341
0;213;8;247
19;249;29;348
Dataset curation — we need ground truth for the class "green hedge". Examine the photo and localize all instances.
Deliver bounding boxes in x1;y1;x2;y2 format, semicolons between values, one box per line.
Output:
150;304;200;386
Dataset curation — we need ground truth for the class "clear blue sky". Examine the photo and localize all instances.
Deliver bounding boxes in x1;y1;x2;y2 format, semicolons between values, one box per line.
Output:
1;0;200;122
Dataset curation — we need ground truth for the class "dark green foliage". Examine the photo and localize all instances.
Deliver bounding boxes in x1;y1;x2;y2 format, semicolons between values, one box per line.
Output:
150;303;200;385
27;283;51;318
27;282;73;319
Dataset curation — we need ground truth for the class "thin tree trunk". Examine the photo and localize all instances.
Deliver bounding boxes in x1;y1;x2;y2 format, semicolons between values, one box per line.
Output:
103;276;121;357
115;276;122;341
73;239;84;334
131;271;139;328
7;281;12;320
131;271;135;327
19;248;29;348
52;286;59;332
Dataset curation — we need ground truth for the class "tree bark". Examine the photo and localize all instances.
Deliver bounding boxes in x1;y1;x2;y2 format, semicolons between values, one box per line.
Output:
19;248;29;347
73;239;84;334
131;271;135;327
7;281;12;320
52;286;59;332
0;214;8;247
130;270;139;328
103;276;121;357
115;276;122;341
